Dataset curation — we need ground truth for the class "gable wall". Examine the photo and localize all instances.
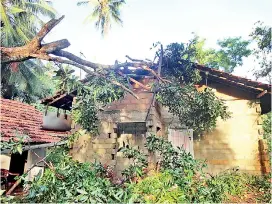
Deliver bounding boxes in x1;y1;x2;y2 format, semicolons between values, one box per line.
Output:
193;84;270;175
70;90;162;177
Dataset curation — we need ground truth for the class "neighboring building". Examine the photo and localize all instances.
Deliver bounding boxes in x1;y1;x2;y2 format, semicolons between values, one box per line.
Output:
0;98;69;187
41;65;271;176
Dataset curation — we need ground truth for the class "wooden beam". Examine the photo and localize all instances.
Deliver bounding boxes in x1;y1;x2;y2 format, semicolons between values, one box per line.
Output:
118;71;151;91
48;93;68;105
145;44;163;122
257;90;268;98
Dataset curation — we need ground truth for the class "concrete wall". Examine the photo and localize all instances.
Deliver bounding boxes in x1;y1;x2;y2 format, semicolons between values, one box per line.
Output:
71;122;148;177
193;84;270;175
71;88;161;177
71;80;270;176
0;154;11;170
24;148;46;181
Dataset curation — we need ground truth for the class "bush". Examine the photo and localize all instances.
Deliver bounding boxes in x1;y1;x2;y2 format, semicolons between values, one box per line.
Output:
23;147;130;203
129;171;186;203
15;135;271;203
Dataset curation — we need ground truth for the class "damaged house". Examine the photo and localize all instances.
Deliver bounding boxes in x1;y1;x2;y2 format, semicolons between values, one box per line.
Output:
41;64;271;177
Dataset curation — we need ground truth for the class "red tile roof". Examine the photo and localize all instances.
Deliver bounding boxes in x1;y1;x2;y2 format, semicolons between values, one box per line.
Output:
0;98;70;143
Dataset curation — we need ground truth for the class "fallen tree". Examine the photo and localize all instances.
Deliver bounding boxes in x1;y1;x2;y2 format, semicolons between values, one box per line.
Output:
1;16;231;133
0;16;165;99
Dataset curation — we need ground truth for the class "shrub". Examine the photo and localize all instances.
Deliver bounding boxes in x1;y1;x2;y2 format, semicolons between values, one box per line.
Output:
129;171;186;203
23;147;129;203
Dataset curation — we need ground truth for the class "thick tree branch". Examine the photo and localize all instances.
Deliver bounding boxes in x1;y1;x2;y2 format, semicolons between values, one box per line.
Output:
0;16;65;63
34;15;65;43
52;50;109;70
48;56;139;99
0;16;163;98
40;40;70;53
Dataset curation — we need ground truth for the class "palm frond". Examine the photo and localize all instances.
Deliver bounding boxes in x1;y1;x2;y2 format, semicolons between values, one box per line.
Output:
77;1;90;6
79;0;125;36
25;1;56;18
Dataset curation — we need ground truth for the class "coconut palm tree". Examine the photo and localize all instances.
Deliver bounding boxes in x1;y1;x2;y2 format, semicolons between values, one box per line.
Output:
77;0;125;36
0;0;56;102
1;0;56;46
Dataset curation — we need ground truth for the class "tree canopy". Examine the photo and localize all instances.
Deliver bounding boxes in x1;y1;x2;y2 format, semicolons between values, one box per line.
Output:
189;35;251;73
250;21;272;83
0;0;57;102
77;0;125;36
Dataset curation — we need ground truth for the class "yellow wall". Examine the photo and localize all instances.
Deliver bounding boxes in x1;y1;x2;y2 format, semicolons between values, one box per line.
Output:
71;82;270;176
194;85;269;175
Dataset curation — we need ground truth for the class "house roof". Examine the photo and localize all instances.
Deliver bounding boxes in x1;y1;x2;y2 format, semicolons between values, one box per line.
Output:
41;90;76;111
0;98;70;143
41;64;271;113
195;64;271;93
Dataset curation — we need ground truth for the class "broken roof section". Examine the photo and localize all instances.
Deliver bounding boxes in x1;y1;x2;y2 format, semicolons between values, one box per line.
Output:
41;90;76;111
0;98;70;143
40;64;271;113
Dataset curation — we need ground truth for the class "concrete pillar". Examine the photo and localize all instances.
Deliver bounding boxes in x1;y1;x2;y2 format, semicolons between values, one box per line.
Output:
24;148;46;181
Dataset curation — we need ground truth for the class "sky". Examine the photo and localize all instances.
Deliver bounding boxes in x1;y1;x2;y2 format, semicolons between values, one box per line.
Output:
44;0;272;81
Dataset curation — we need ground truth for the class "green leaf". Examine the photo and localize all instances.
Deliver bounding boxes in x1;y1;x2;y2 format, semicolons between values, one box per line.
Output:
76;189;88;195
17;145;23;154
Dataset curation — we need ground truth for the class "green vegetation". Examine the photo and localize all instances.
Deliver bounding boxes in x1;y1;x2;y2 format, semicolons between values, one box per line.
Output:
1;1;271;203
157;42;231;133
0;0;56;103
16;135;271;203
250;22;272;82
77;0;126;36
22;147;129;203
262;112;271;159
0;134;30;154
191;35;252;73
72;73;126;133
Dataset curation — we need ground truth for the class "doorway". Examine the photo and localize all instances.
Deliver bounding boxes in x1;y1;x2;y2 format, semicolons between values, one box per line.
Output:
8;151;28;183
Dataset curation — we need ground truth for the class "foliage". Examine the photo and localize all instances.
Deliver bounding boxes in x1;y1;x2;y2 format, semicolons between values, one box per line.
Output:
72;96;99;133
1;0;56;103
1;61;57;103
130;171;186;203
16;135;271;203
157;83;231;132
247;173;271;203
190;35;252;73
158;42;232;133
0;133;31;154
52;64;80;93
23;147;130;203
77;0;126;36
0;0;55;46
72;72;126;133
189;35;252;73
121;147;148;180
145;134;208;202
250;21;272;82
205;169;249;202
262;112;271;159
145;134;204;173
215;37;252;73
162;41;202;84
0;190;14;203
128;135;271;203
